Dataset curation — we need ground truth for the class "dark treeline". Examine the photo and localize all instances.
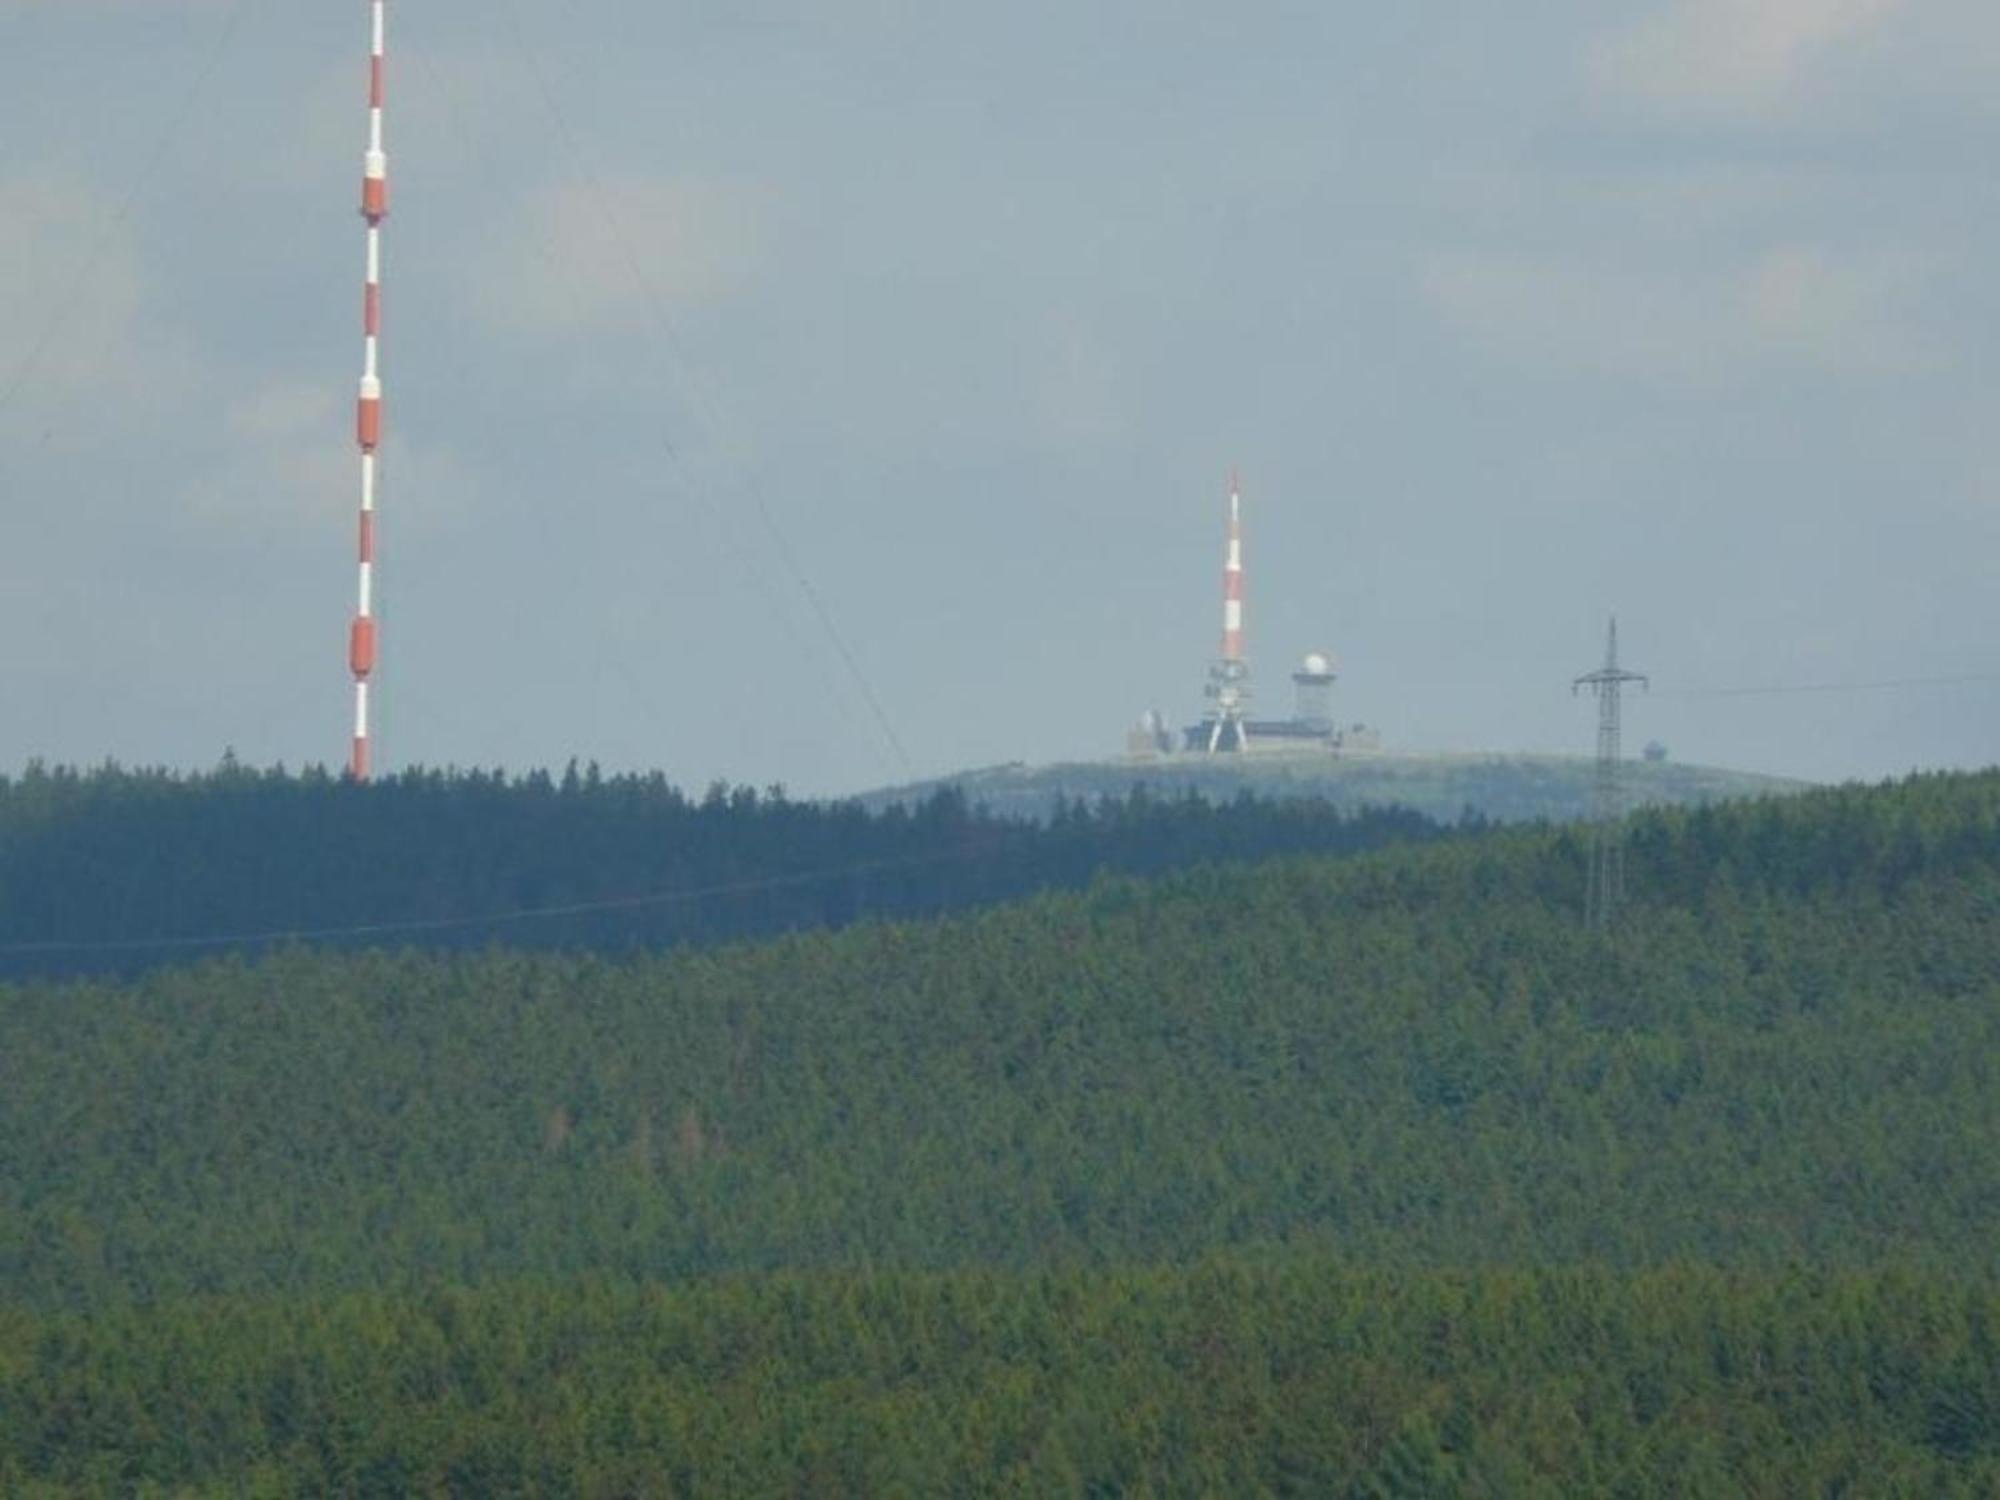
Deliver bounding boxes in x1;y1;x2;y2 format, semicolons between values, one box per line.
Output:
7;1261;1995;1496
0;760;1458;978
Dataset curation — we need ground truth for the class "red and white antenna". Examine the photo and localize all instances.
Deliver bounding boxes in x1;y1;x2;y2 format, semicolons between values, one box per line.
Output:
1222;468;1244;664
1201;469;1252;752
347;0;389;779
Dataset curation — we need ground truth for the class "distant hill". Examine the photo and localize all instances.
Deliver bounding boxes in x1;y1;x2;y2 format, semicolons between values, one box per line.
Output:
859;748;1810;823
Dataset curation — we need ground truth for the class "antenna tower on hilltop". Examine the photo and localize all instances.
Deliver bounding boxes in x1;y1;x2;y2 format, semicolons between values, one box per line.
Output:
1573;616;1648;928
346;0;391;779
1202;472;1251;752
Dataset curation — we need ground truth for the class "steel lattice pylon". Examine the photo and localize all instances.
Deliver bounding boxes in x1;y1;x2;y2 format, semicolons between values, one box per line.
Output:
1573;618;1648;929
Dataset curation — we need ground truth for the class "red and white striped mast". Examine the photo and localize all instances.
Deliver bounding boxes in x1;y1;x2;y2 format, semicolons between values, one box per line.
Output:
1222;469;1245;664
1202;469;1252;752
347;0;390;779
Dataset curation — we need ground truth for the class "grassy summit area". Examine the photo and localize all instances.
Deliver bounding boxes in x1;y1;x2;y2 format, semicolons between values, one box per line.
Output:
858;747;1810;824
2;769;1995;1493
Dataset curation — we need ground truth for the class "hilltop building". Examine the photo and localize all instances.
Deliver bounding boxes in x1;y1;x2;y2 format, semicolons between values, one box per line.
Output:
1131;476;1379;760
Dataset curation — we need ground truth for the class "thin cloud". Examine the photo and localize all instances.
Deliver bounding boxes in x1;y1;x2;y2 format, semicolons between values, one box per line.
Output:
1033;318;1126;449
184;379;474;537
1419;244;1935;381
1591;0;1907;110
463;175;768;340
0;170;148;409
0;1;233;9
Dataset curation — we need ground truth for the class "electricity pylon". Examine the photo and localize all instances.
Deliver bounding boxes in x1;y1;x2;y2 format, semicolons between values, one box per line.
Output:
1573;617;1648;929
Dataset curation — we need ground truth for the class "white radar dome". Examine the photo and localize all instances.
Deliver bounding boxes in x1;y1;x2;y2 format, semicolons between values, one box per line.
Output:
1300;651;1337;676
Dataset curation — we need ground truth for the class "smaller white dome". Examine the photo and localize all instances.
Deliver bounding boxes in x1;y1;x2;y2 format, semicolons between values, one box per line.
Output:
1300;650;1337;677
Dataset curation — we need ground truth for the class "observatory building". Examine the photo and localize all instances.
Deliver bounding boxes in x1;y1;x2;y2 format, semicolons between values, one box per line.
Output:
1178;649;1379;754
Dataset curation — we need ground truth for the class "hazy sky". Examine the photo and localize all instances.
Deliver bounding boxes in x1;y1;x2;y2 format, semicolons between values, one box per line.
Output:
4;0;1997;795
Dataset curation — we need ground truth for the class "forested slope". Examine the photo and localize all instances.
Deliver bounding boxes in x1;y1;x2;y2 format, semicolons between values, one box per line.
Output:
3;770;1996;1494
0;761;1450;978
7;1264;1995;1496
5;770;1995;1307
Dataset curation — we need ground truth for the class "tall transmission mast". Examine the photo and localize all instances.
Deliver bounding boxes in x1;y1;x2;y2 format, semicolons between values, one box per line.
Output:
1203;471;1251;753
347;0;390;779
1573;616;1647;928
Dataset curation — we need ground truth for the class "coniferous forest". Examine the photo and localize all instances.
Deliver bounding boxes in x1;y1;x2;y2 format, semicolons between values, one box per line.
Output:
3;766;1998;1494
0;761;1454;979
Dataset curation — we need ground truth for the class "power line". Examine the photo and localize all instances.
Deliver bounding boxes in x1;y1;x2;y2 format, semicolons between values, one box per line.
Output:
400;48;778;760
0;834;1012;959
0;0;253;430
1655;671;2000;701
492;0;914;779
